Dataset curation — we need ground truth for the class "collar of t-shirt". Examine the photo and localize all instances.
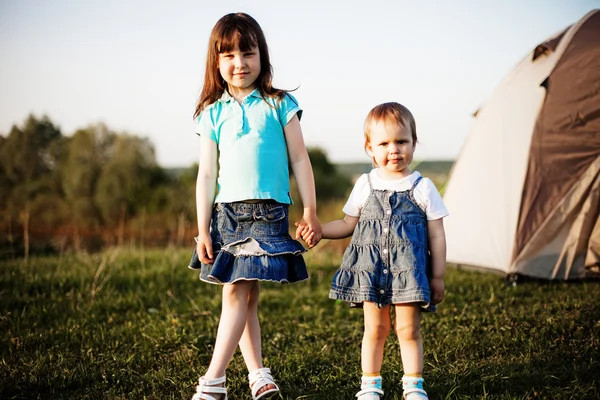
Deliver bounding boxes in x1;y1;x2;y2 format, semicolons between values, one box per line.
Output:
370;169;421;192
218;88;262;103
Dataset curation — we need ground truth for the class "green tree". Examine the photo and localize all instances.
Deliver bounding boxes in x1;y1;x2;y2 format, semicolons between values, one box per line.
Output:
289;147;353;222
0;135;13;254
95;133;158;245
0;115;63;259
61;124;114;249
165;164;197;246
307;147;352;201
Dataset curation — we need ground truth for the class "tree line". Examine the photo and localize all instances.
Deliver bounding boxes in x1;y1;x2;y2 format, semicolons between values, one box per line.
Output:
0;115;352;259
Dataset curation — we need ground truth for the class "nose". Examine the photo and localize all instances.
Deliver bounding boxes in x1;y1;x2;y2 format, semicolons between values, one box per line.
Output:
233;55;245;68
389;143;400;153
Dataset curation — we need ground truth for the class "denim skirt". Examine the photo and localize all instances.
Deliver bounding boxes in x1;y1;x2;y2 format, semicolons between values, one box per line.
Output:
189;201;308;284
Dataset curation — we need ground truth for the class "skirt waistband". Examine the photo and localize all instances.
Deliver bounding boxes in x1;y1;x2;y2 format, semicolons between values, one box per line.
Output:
216;200;283;213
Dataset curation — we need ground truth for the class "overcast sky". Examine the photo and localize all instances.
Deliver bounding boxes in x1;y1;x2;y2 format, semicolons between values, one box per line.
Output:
1;0;597;167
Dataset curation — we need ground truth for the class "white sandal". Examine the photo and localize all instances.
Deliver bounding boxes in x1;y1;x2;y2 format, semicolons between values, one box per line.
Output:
192;375;227;400
356;388;384;399
403;387;428;399
248;368;280;400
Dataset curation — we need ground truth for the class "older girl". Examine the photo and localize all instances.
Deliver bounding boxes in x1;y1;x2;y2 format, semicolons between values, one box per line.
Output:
189;12;321;400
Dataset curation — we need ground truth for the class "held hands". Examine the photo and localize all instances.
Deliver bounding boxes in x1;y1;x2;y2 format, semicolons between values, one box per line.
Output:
294;210;322;249
195;233;214;264
429;277;445;305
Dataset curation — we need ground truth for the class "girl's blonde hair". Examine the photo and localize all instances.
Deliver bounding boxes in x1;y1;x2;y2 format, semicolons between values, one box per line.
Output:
194;13;287;118
363;102;418;152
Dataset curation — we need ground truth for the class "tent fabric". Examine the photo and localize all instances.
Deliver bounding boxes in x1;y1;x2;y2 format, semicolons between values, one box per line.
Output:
532;28;567;60
443;9;600;280
514;10;600;279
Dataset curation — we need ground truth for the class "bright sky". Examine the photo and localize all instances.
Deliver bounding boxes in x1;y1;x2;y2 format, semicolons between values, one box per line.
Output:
0;1;597;167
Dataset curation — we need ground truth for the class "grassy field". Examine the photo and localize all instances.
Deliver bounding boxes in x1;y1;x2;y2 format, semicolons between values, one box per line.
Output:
1;249;599;399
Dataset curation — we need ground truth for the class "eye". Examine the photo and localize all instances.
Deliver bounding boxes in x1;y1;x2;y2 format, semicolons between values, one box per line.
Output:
220;53;233;59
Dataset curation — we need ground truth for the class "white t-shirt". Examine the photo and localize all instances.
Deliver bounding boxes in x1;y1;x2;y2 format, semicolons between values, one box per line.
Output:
343;169;449;221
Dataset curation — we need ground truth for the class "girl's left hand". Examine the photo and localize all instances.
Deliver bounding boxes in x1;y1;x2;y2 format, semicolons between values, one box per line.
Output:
429;277;445;304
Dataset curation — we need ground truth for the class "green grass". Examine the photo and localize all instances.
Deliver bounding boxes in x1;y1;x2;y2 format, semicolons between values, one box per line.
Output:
1;249;599;399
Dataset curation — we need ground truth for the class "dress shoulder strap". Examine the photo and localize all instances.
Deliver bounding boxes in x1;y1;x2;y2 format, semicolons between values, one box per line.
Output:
366;172;374;190
410;175;423;192
408;175;427;216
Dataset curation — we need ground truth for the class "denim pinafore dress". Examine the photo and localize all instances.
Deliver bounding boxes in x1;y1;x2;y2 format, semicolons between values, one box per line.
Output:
330;175;434;311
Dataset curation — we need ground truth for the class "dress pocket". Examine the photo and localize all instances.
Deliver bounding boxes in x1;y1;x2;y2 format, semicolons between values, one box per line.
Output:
254;205;288;237
217;203;243;234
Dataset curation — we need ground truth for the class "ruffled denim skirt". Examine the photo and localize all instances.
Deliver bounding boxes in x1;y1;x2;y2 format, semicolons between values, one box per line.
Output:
189;201;308;284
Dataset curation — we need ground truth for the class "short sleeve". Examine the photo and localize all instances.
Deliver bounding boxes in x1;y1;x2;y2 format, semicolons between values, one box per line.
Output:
195;110;216;141
414;178;449;220
277;93;303;126
342;174;370;217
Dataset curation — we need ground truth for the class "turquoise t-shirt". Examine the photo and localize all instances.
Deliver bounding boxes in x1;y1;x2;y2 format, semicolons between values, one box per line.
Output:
196;89;302;204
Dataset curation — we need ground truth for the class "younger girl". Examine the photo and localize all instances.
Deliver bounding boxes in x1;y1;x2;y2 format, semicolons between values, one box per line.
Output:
188;13;321;400
301;102;447;399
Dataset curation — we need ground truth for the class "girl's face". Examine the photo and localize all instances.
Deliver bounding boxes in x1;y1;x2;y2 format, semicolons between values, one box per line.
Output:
218;44;261;99
366;120;416;180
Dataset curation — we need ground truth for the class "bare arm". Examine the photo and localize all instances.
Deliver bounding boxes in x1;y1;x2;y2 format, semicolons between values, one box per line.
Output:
284;114;322;247
321;215;359;239
195;135;218;264
427;218;447;304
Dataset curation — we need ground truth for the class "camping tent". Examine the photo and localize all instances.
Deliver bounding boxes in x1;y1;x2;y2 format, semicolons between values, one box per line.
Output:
443;9;600;280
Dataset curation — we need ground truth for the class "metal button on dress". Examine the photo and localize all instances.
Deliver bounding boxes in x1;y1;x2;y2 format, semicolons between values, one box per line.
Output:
386;210;391;215
383;269;388;274
383;248;388;254
383;228;388;233
380;289;385;294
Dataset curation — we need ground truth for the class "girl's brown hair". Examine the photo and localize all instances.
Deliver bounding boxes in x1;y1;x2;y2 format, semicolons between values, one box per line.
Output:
363;102;418;152
194;13;287;118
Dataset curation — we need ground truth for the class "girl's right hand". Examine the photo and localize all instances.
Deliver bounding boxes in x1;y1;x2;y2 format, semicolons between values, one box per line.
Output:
295;221;314;248
295;216;321;249
196;234;215;264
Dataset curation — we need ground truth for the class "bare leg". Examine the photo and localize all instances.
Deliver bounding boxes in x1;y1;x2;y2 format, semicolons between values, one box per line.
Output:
361;302;391;374
204;280;255;379
238;281;262;370
238;281;276;395
393;304;423;374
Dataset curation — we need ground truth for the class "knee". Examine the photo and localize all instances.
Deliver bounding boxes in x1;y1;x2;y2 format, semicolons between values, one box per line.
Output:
394;322;421;342
222;282;254;306
247;282;260;307
364;320;391;342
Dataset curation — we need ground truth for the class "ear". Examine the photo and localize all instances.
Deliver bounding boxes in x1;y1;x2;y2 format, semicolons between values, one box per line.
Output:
365;144;374;157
